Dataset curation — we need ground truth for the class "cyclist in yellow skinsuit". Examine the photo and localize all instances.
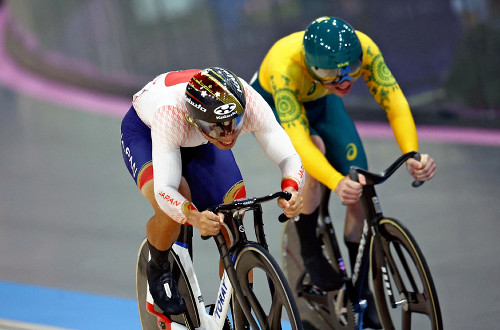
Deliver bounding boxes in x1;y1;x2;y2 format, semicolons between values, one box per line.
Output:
251;16;436;329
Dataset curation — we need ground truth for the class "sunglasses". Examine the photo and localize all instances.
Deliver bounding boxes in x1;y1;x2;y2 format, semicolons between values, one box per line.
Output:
311;57;363;85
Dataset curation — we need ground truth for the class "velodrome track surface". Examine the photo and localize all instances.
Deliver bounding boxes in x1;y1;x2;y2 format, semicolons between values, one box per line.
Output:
1;33;500;330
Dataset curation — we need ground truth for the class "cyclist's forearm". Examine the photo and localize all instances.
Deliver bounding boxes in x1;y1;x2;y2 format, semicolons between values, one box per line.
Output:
387;106;419;153
254;124;305;191
154;184;194;224
300;151;344;190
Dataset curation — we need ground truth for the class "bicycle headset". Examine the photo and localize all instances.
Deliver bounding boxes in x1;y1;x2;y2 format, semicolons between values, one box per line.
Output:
184;67;246;141
303;16;363;85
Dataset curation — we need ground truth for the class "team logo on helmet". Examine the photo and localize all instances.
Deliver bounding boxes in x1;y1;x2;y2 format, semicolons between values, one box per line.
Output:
214;103;237;116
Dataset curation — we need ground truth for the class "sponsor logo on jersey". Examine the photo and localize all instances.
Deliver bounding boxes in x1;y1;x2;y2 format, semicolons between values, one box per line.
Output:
223;180;246;204
121;134;138;177
346;143;357;161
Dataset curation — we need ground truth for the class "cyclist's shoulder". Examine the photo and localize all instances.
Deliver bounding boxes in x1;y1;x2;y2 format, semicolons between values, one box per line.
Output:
355;30;382;59
270;30;305;50
132;73;190;129
261;31;304;74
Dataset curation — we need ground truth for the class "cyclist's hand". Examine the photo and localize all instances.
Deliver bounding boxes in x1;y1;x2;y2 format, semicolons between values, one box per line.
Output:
335;174;366;205
406;153;436;182
187;210;224;236
278;187;303;218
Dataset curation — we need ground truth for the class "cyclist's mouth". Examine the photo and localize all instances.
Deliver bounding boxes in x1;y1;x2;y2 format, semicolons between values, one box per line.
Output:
335;82;352;93
219;139;236;148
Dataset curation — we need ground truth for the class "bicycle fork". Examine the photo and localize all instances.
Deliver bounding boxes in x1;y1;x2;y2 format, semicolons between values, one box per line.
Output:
355;185;403;322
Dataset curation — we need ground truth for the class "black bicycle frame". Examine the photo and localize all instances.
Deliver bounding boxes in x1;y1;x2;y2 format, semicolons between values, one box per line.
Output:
207;191;291;329
349;151;422;310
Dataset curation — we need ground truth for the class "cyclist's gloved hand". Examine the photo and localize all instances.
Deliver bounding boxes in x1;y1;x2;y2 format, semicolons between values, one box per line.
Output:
406;153;436;182
335;174;366;205
278;187;303;219
187;209;224;236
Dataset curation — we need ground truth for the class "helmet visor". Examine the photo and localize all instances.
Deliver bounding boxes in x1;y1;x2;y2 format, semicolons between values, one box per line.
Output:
311;56;363;84
195;113;245;140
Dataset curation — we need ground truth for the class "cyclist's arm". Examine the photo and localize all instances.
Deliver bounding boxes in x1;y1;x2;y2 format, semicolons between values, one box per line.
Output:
359;32;418;153
244;85;305;191
151;105;197;224
273;87;344;190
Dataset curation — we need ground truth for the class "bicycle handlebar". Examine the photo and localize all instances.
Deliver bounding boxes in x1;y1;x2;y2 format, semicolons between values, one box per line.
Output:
349;151;425;187
208;191;291;214
200;191;292;239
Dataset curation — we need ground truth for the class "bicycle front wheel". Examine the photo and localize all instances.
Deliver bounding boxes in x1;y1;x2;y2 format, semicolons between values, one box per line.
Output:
370;218;442;330
232;242;302;330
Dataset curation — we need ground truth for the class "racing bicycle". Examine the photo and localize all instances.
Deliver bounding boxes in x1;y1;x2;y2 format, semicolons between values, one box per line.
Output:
137;191;303;329
282;151;442;329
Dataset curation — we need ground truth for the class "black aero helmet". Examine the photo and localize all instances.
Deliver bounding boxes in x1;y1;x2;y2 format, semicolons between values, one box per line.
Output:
185;67;246;140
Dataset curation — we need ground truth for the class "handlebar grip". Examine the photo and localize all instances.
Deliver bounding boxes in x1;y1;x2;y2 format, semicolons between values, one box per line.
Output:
279;214;299;223
411;152;425;188
281;191;292;201
278;191;295;222
349;166;359;182
278;213;289;223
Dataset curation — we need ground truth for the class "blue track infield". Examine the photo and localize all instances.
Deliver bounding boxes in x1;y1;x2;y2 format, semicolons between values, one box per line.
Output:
0;281;140;329
0;281;293;330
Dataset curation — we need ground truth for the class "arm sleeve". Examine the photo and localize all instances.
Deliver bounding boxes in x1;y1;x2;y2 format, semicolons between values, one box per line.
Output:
271;82;344;190
359;32;419;153
244;85;305;191
150;106;196;224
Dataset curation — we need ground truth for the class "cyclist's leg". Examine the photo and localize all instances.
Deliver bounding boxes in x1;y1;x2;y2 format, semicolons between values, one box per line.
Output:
296;98;345;291
315;95;381;328
121;106;187;316
180;143;247;276
314;95;367;242
252;78;341;290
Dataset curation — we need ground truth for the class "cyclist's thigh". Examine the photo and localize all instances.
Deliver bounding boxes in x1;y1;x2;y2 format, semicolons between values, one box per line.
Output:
120;106;154;190
313;95;367;174
181;143;247;211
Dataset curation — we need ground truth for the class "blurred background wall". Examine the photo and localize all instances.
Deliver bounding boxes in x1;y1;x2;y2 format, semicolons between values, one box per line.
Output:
2;0;499;125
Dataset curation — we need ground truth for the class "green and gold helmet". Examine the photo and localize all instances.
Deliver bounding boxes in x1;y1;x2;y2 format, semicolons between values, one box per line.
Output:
303;17;363;83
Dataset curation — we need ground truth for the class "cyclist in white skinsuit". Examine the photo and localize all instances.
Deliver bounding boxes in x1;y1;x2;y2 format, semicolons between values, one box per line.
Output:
121;67;305;316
